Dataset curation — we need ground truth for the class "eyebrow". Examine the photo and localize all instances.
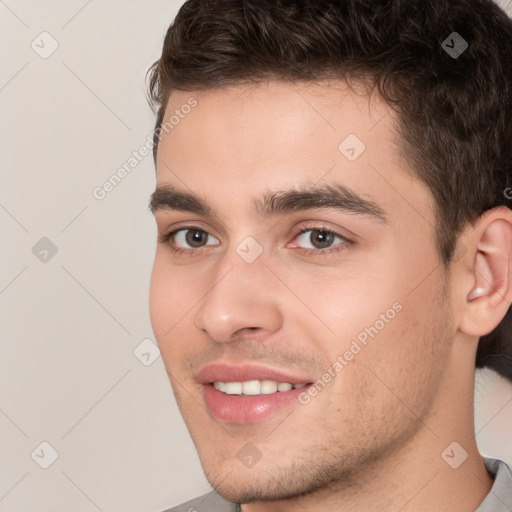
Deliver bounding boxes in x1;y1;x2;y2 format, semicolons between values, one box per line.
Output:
149;183;388;223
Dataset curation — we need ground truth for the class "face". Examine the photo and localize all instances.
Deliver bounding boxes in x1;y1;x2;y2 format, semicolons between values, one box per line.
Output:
149;80;456;503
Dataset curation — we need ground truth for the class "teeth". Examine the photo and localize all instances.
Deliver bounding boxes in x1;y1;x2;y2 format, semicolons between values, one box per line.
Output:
225;382;242;395
213;381;226;392
242;380;261;395
212;380;307;395
261;380;278;394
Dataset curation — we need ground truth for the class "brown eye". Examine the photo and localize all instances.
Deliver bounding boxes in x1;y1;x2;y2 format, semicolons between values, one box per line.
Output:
173;228;219;249
185;229;208;247
294;228;346;250
309;230;335;249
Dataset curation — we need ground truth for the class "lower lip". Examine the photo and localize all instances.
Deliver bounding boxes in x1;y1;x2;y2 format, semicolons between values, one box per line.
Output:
202;384;311;423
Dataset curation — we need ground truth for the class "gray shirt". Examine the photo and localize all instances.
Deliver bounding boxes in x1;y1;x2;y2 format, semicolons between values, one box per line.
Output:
162;457;511;512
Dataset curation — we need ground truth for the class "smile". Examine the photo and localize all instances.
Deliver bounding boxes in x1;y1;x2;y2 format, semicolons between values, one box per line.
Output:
197;363;315;423
213;380;307;395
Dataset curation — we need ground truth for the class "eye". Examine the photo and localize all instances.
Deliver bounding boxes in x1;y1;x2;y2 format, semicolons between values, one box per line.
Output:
171;228;219;249
293;228;346;250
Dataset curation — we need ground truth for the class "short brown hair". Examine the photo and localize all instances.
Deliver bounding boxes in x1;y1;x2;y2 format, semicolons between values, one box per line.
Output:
147;0;512;378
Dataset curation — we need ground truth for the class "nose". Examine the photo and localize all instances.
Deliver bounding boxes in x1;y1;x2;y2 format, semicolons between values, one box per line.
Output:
194;255;283;343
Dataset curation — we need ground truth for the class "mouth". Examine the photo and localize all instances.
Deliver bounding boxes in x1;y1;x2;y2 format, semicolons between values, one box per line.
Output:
197;363;315;424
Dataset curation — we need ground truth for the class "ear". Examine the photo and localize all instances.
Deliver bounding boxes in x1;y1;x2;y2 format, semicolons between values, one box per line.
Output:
457;206;512;337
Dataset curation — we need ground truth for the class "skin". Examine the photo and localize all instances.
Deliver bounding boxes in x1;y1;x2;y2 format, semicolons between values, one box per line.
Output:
149;80;512;511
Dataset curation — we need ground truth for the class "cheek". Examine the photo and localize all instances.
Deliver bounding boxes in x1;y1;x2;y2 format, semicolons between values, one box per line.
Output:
287;250;449;398
344;274;451;417
281;260;399;355
309;237;442;358
149;255;172;339
149;254;199;361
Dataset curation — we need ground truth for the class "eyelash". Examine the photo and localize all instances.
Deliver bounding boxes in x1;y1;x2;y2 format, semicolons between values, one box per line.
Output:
157;231;181;250
293;227;351;256
158;225;352;257
157;229;212;256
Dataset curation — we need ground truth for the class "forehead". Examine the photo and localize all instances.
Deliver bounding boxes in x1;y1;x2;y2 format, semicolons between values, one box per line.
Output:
156;80;433;226
159;80;390;166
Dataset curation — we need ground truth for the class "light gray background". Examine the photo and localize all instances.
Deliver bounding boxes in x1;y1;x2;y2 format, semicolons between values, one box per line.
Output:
1;1;511;511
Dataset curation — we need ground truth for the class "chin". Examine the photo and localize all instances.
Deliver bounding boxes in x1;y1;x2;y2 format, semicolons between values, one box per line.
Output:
206;476;296;505
201;458;347;505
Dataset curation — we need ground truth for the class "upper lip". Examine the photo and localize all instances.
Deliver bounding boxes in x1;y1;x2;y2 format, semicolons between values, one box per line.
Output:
197;362;315;385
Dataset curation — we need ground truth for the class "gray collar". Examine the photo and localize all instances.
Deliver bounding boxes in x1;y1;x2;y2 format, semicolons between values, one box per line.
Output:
475;458;512;511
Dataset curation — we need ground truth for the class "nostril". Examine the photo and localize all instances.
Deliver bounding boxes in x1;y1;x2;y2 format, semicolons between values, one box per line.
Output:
231;326;261;341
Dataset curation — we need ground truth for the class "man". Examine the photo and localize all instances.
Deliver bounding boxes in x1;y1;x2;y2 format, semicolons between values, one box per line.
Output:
147;0;512;510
